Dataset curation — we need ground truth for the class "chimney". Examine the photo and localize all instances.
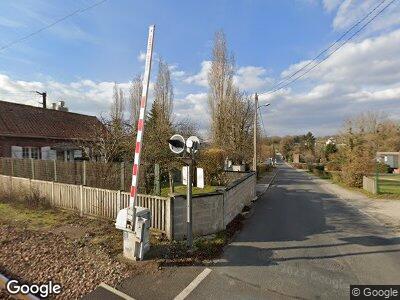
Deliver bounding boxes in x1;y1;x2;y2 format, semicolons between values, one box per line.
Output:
51;101;69;112
36;91;47;108
42;92;47;108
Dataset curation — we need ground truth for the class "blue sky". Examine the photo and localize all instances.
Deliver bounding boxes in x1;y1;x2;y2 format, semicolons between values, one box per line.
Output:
1;0;400;136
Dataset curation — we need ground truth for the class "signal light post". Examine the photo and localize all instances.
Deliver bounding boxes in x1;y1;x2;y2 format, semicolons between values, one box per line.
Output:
168;134;200;248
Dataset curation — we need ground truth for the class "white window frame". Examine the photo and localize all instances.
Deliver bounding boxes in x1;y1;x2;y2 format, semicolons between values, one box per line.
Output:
21;147;42;159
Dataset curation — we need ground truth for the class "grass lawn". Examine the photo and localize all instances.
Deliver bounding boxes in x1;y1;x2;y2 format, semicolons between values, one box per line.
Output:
0;201;67;230
379;178;400;195
160;184;217;197
379;174;400;181
305;169;400;199
0;199;123;256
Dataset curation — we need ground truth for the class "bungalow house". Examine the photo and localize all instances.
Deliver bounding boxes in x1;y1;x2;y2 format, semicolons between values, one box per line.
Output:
0;100;103;161
377;151;400;173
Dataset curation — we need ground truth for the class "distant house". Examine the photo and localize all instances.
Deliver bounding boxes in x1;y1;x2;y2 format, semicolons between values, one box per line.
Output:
0;100;103;161
326;137;335;145
377;151;400;172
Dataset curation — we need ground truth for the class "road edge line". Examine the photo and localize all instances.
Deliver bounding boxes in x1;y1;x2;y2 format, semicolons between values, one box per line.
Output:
99;283;136;300
173;268;212;300
256;168;279;199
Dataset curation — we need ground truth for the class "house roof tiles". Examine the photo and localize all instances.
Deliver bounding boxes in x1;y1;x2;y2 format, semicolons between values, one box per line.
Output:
0;100;102;140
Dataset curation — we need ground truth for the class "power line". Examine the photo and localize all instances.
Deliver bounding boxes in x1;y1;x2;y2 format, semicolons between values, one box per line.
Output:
264;0;397;96
269;0;387;92
0;0;107;52
258;108;267;137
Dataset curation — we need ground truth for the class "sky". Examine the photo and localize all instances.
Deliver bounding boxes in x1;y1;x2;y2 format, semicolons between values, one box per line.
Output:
0;0;399;137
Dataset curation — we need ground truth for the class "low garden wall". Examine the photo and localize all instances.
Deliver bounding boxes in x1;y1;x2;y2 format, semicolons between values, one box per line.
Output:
172;172;256;239
0;171;257;241
363;176;377;194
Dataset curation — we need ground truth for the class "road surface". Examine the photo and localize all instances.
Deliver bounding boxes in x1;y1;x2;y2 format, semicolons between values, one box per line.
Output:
91;163;400;299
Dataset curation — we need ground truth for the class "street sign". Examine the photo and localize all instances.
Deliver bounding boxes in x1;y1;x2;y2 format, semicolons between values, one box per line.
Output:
196;168;204;188
168;134;185;154
186;136;200;154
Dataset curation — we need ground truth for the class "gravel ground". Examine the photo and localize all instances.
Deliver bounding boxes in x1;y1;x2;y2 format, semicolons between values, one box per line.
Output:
0;224;156;299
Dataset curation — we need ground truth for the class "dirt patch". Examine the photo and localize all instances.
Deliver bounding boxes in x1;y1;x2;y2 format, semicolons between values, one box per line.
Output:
0;224;159;299
0;201;158;299
52;224;88;240
154;213;246;267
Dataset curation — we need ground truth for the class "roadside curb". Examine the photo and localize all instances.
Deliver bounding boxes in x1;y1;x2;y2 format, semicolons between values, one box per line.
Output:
255;168;279;200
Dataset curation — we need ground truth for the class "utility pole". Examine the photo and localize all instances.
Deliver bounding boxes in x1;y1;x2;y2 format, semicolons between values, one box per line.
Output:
36;91;47;108
253;93;258;172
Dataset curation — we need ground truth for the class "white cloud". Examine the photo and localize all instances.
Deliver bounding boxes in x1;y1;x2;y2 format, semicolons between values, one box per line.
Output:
0;16;25;28
327;0;400;34
289;29;400;86
174;92;209;133
258;27;400;136
233;66;274;92
322;0;342;12
137;51;146;62
184;61;211;87
184;61;274;93
0;73;118;116
169;64;186;78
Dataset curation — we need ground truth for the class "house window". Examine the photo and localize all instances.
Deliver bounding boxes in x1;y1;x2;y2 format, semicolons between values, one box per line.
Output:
22;147;30;159
31;148;40;159
22;147;41;159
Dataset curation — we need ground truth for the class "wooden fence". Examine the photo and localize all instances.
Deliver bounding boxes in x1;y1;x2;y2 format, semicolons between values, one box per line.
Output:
0;174;172;238
0;158;134;191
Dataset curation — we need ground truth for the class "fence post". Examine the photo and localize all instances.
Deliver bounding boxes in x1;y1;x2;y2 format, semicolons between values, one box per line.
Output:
31;159;35;179
29;178;32;197
120;162;125;191
51;181;54;206
154;163;160;195
53;160;58;182
165;197;174;240
80;185;84;217
9;175;12;201
83;161;87;186
117;190;121;215
10;159;14;177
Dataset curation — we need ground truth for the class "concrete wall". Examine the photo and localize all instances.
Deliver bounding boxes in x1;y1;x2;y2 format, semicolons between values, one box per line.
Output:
223;172;256;227
172;172;256;240
363;176;377;194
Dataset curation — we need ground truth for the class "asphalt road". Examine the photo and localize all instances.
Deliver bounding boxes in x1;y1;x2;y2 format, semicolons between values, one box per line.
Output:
100;163;400;300
187;163;400;299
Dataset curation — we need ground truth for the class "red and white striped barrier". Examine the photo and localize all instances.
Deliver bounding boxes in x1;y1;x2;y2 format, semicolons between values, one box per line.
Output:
128;25;155;228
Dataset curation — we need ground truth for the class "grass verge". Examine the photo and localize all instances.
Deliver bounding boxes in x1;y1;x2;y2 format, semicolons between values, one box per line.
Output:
160;184;216;197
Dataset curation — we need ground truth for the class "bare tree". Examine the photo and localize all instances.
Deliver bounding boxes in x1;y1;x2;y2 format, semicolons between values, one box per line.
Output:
110;83;125;125
140;57;175;193
175;117;199;138
129;75;143;129
154;57;174;124
207;30;254;163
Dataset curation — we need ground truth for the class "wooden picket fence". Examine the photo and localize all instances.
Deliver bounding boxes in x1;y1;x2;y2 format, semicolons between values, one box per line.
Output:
0;174;172;238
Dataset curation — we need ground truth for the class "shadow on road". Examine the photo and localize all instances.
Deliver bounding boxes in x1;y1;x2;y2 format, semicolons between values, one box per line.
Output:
214;166;400;268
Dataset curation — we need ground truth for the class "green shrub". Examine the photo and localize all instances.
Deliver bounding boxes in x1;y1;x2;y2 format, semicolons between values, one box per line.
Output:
197;148;227;186
331;171;342;183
